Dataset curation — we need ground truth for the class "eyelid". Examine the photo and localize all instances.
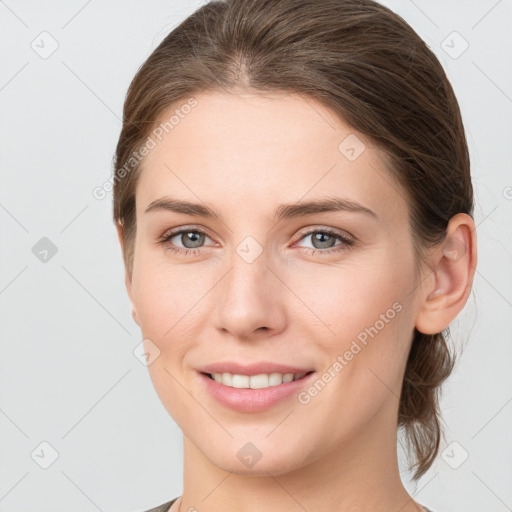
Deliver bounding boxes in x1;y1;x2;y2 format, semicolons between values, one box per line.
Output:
293;225;355;244
158;224;216;243
158;224;353;242
158;224;355;255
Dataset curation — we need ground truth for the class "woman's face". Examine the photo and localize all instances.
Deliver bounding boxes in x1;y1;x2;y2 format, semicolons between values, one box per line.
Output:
124;91;426;474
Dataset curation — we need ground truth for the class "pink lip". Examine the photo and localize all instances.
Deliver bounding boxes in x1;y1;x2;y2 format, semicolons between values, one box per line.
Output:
198;371;316;413
198;361;314;376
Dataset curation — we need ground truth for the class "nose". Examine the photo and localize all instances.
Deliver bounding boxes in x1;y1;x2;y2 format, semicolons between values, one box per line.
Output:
212;247;288;341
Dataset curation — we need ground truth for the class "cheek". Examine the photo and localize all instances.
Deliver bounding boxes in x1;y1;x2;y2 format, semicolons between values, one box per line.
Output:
131;256;209;420
291;257;414;398
291;260;408;345
295;291;412;441
131;250;215;346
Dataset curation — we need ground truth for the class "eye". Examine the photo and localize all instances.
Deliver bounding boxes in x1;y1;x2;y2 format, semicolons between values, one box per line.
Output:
157;226;355;257
294;228;354;255
157;227;214;256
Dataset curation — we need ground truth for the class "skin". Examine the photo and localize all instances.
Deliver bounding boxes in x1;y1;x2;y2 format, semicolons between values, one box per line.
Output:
116;91;477;512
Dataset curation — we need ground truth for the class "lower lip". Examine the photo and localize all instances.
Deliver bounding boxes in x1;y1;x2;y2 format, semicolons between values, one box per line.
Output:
198;371;316;413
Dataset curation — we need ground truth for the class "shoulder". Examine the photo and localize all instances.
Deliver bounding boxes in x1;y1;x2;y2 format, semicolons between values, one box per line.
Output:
141;496;179;512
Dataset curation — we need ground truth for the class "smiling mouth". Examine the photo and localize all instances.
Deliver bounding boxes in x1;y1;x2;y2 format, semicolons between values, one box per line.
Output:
201;370;315;388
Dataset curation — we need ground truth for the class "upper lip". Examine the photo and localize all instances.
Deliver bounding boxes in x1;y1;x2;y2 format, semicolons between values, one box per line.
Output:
198;361;315;376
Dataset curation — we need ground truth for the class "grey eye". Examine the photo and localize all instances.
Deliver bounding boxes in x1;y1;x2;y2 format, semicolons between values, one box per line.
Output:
175;231;207;249
309;232;338;249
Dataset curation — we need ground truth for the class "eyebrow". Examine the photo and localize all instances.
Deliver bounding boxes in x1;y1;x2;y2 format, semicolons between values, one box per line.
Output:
144;195;378;221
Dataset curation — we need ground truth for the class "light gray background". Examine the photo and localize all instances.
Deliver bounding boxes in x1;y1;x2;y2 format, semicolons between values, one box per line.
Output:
0;1;511;511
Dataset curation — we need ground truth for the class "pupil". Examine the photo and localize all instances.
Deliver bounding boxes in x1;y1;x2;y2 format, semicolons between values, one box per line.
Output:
183;231;204;248
313;232;334;249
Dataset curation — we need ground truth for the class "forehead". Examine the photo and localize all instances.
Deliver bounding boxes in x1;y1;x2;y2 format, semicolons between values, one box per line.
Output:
136;90;408;225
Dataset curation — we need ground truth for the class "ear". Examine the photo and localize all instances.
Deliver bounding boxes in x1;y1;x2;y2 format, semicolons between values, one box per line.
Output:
415;213;477;335
115;221;140;327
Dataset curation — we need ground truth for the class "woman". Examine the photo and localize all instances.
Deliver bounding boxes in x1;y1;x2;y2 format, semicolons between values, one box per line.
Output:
112;0;477;510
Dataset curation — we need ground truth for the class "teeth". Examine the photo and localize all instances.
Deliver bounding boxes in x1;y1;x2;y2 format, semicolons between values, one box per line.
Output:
210;372;308;388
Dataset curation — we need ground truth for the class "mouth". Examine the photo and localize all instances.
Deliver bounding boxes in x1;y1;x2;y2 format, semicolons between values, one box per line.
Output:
198;369;317;412
201;370;315;389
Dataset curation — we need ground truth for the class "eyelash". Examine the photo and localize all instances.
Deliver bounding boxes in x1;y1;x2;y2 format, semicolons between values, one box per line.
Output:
157;226;355;257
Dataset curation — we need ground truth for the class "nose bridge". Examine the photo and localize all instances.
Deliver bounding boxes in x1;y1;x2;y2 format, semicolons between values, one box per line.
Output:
212;234;286;337
224;237;272;308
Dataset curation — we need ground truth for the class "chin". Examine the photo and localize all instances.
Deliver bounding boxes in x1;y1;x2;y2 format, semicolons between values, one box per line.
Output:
204;442;308;477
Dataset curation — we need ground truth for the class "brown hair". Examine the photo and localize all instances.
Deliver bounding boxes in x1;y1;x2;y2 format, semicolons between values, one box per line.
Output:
112;0;473;480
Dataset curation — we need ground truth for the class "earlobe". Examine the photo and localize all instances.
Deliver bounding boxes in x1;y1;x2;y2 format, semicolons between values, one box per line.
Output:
125;272;140;326
116;221;140;327
415;213;477;335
